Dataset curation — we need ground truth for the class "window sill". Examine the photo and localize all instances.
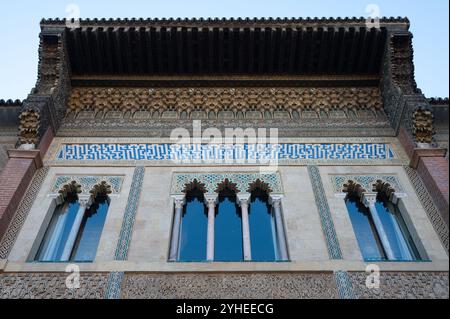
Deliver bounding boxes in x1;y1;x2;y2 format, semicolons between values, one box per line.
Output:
3;259;447;273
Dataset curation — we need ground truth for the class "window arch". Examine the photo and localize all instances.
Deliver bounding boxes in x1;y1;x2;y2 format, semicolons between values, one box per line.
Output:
343;180;421;261
35;181;111;262
248;186;277;261
214;179;243;261
178;182;208;262
35;188;81;262
70;193;110;262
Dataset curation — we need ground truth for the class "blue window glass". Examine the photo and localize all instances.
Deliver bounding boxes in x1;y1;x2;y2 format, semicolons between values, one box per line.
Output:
214;189;243;261
179;190;208;262
70;195;109;262
374;194;420;261
249;189;277;261
36;194;80;262
345;196;387;261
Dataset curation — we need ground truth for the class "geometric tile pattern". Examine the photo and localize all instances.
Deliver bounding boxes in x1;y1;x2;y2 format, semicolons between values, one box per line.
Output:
170;172;283;195
404;165;449;254
334;271;356;299
104;272;125;299
307;165;343;260
51;175;124;195
330;174;404;193
55;143;396;162
114;167;145;260
0;167;49;259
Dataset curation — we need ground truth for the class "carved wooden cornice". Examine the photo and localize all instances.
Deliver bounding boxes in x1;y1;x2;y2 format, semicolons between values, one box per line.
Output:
18;110;40;145
67;86;383;120
389;33;418;95
41;16;410;28
412;107;436;144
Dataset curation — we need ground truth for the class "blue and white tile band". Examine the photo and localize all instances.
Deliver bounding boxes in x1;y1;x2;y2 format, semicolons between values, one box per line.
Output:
56;143;395;162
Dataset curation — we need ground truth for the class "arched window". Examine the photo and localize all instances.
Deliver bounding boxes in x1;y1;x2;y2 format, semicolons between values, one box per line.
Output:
178;187;208;262
345;194;387;261
70;194;110;262
35;182;111;262
36;191;81;262
373;192;421;261
214;181;243;261
249;187;277;261
344;181;421;262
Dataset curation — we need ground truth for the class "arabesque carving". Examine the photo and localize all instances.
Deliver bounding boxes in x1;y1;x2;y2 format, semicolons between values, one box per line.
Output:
67;87;383;120
18;109;40;145
412;107;435;143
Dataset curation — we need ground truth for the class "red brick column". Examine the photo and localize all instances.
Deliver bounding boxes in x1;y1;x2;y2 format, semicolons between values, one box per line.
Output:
0;150;43;242
417;156;449;225
398;128;449;225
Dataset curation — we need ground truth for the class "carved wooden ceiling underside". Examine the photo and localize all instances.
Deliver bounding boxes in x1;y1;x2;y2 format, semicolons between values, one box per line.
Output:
65;25;387;76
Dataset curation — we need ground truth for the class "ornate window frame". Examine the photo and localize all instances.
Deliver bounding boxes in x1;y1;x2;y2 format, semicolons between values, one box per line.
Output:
168;172;289;262
27;175;124;262
331;175;428;261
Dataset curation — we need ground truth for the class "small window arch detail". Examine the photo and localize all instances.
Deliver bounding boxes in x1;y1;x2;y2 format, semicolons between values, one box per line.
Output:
343;179;422;262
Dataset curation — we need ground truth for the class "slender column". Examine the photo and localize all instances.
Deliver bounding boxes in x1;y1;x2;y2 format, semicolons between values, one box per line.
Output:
61;196;91;261
169;196;185;261
362;193;395;260
238;195;252;261
205;196;217;261
270;196;289;261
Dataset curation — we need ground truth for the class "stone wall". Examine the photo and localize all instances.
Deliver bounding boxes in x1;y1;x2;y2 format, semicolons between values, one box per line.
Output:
0;271;447;299
121;273;339;299
0;273;108;299
349;272;449;299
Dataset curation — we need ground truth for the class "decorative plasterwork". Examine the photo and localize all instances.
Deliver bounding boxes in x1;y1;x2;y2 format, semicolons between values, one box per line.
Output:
66;87;383;120
50;175;124;196
170;172;283;195
412;107;436;144
330;175;404;194
18;109;40;145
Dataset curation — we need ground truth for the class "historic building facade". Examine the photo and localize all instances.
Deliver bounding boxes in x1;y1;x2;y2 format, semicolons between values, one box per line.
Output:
0;17;448;299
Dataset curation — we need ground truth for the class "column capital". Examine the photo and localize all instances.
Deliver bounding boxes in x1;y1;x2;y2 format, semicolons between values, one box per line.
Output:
78;195;93;208
204;195;217;208
237;193;251;207
390;192;407;205
361;192;377;208
172;195;185;209
269;194;283;208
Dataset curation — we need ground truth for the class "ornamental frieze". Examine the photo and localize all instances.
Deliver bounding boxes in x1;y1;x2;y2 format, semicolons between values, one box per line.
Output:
67;86;383;120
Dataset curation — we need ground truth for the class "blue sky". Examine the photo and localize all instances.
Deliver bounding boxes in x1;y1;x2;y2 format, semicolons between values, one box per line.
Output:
0;0;448;99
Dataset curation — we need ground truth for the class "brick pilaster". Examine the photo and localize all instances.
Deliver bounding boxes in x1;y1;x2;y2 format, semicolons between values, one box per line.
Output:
0;150;42;242
417;157;449;225
398;126;449;226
